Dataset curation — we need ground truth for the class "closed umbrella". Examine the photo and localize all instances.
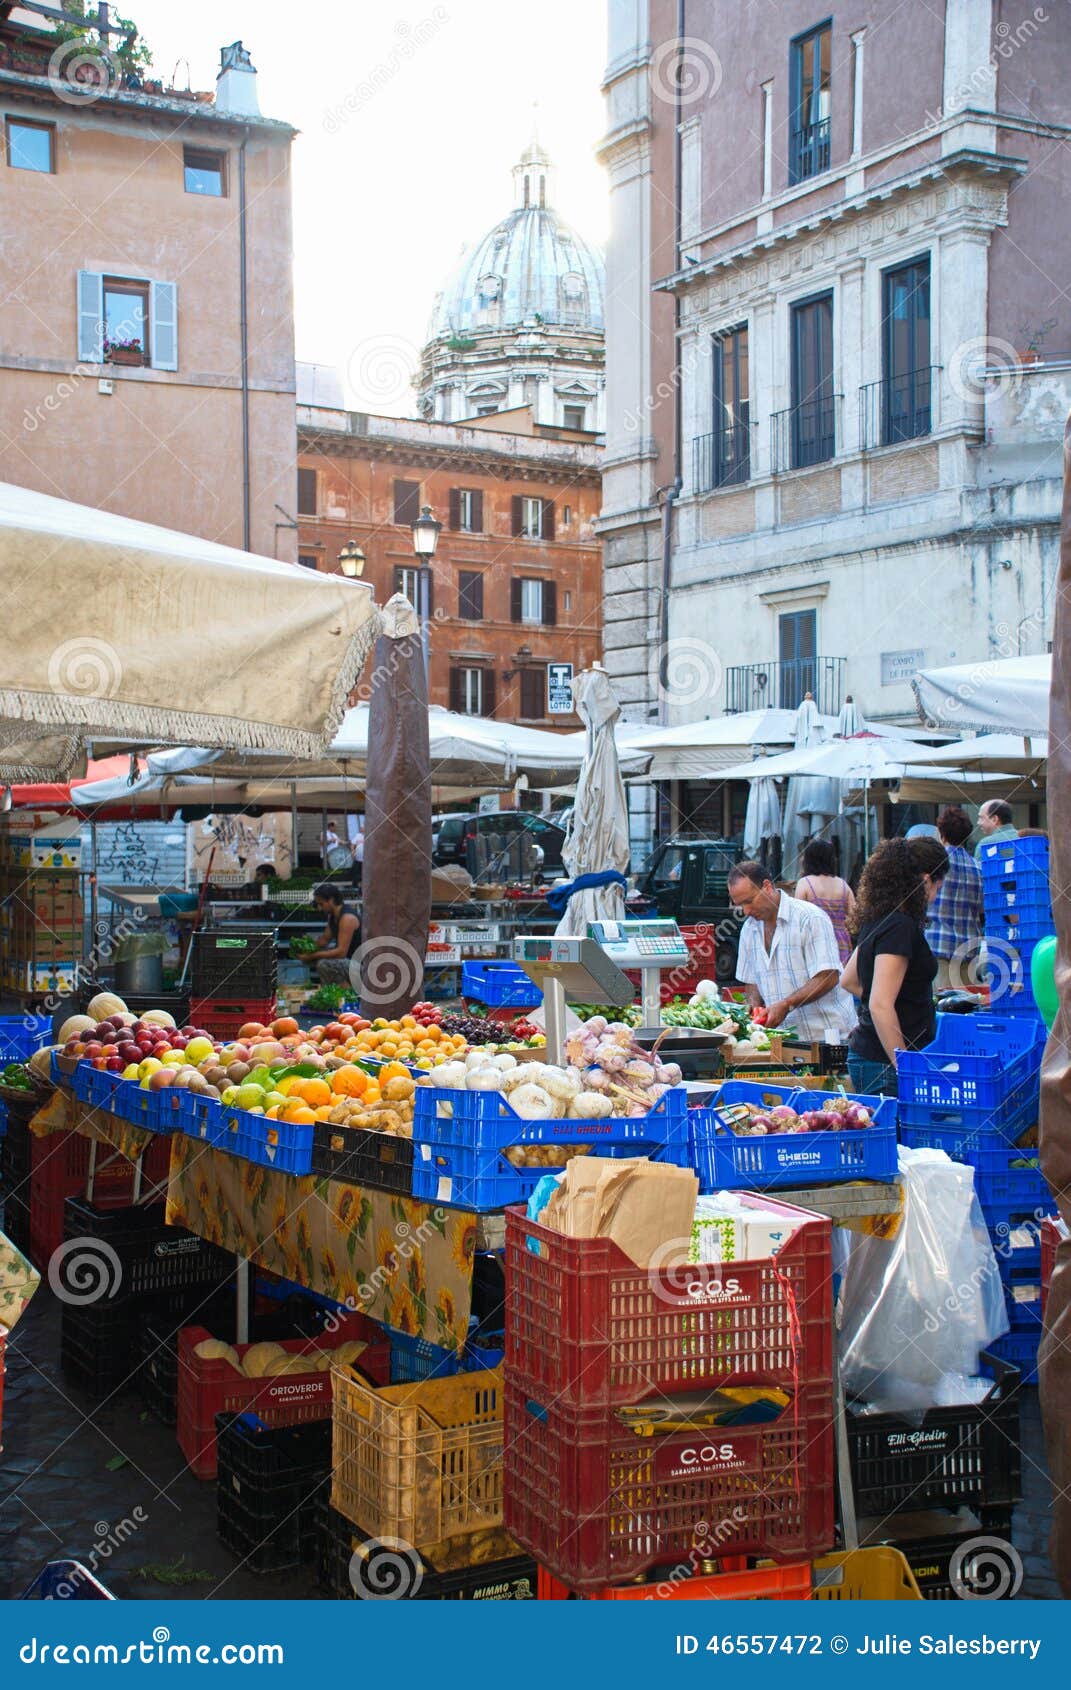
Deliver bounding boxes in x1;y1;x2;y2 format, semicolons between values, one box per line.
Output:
360;597;432;1019
782;696;837;876
743;775;782;858
553;668;629;937
836;696;864;736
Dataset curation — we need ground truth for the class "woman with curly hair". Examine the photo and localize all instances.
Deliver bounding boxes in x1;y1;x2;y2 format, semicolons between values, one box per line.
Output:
841;836;948;1095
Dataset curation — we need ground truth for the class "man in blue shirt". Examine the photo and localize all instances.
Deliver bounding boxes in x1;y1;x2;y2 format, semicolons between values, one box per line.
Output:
927;805;984;988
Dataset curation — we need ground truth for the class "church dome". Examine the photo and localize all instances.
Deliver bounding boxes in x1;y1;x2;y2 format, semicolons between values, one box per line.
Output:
427;144;604;341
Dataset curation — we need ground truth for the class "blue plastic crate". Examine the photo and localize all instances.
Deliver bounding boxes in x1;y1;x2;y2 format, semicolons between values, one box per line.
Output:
106;1075;178;1135
899;1121;1048;1201
689;1080;898;1192
176;1088;227;1146
0;1015;51;1064
1004;1270;1042;1331
897;1013;1044;1116
460;961;541;1010
464;1330;505;1370
979;836;1050;879
386;1327;462;1384
215;1105;314;1174
989;1328;1039;1384
983;881;1052;918
895;1075;1039;1140
411;1084;689;1213
985;915;1055;950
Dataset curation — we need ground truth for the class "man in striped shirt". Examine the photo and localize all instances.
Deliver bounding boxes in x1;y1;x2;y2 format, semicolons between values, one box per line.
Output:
927;806;984;989
730;861;857;1042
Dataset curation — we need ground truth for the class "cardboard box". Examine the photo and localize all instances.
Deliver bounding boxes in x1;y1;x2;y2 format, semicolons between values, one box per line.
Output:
10;961;77;994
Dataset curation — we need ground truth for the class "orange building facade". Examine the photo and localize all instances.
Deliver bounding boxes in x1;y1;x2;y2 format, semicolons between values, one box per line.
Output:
0;22;297;560
296;406;603;725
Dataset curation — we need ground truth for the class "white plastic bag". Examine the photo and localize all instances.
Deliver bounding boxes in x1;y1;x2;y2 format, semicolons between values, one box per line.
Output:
837;1145;1009;1416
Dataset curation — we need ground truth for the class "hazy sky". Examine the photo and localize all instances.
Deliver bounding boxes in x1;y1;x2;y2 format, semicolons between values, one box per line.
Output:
129;0;609;414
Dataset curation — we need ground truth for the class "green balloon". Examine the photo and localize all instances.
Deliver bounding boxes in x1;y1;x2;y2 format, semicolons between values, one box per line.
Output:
1030;933;1059;1030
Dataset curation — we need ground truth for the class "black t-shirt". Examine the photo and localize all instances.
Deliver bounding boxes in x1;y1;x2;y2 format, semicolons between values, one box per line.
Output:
850;911;937;1062
328;905;361;958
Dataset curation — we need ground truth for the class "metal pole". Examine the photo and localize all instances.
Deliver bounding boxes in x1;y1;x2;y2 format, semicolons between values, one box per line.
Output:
290;783;298;870
236;1256;250;1345
420;566;430;681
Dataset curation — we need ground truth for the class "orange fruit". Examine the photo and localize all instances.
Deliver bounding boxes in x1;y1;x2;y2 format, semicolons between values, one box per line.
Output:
331;1066;368;1098
297;1077;332;1107
380;1060;410;1082
282;1101;316;1124
314;1104;334;1120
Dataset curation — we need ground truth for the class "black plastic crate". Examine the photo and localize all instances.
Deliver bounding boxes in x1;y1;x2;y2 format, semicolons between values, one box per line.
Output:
61;1198;233;1299
216;1414;332;1576
193;930;277;1000
316;1501;536;1600
848;1352;1021;1519
62;1281;231;1399
310;1120;413;1193
139;1286;238;1425
872;1509;1016;1600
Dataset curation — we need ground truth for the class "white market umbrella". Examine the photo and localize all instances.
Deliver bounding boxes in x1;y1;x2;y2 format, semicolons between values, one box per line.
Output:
913;654;1050;735
836;697;864;736
0;480;379;780
901;732;1047;778
743;776;782;857
616;707;838;781
782;697;838;874
554;669;629;937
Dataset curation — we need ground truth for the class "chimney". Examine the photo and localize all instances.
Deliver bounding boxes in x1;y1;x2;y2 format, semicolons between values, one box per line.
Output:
215;41;260;117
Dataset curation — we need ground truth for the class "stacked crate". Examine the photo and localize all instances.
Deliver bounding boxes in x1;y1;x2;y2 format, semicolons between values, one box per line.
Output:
502;1194;835;1596
898;1011;1048;1380
0;832;84;1000
980;835;1053;1021
190;928;277;1036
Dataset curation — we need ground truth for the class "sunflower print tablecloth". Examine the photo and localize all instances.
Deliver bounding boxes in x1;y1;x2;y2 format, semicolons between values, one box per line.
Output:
165;1135;476;1347
30;1087;159;1164
0;1229;39;1333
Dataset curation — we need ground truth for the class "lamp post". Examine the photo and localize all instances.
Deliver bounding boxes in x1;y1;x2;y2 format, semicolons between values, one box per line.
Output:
338;539;366;578
410;504;441;682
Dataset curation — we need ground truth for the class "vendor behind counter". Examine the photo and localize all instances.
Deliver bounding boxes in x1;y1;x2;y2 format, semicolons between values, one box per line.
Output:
309;883;361;984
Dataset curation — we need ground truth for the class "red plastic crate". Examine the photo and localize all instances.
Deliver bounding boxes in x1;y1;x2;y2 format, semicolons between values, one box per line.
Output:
504;1377;834;1591
1041;1215;1065;1316
177;1314;390;1479
537;1562;813;1600
504;1195;832;1410
28;1129;171;1270
190;998;276;1039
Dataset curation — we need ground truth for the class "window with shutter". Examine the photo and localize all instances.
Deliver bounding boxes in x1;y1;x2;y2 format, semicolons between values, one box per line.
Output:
297;467;318;515
541;499;555;541
452;667;484;715
149;279;178;370
519;579;544;625
298;554;320;570
448;488;460;530
393;479;421;525
102;276;150;365
395;565;419;603
520;496;544;538
520;668;545;719
458;571;483;621
511;496;524;537
510;578;523;622
76;270;103;363
457;489;482;532
543;580;557;627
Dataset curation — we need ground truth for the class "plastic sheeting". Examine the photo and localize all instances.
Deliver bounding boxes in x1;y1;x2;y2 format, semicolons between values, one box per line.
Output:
838;1146;1008;1417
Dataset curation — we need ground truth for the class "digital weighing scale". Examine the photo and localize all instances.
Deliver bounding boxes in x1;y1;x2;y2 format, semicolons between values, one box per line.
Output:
586;918;693;1030
512;935;633;1063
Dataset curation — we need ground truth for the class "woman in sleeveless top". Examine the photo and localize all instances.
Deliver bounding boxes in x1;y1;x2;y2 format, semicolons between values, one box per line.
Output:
311;883;361;984
794;839;855;966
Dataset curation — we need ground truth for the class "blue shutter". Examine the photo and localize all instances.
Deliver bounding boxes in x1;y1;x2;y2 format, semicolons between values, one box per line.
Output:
77;270;103;363
150;280;178;370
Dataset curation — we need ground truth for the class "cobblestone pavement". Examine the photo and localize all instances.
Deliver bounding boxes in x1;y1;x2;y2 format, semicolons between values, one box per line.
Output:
0;1285;1059;1602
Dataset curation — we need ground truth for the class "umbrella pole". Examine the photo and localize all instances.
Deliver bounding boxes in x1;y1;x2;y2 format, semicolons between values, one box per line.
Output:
290;783;298;872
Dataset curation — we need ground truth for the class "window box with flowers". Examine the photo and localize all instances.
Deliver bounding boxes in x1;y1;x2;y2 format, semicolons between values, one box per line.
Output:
103;336;145;366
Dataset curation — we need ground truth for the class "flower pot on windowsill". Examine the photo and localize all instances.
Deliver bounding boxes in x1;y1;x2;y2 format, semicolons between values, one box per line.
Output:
107;347;144;367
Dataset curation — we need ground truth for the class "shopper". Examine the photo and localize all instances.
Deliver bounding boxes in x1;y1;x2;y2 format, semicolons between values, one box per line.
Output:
309;883;361;984
841;837;948;1095
974;799;1018;857
794;839;855;966
926;805;984;989
730;861;856;1042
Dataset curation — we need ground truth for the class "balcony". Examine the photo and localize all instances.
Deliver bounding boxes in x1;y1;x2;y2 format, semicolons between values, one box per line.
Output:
726;657;846;716
788;117;830;184
770;398;837;473
692;413;751;492
859;367;938;451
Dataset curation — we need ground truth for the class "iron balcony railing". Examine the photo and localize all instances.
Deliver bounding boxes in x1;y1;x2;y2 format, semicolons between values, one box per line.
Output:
859;366;939;451
789;117;831;184
691;413;751;492
770;397;838;473
726;657;846;716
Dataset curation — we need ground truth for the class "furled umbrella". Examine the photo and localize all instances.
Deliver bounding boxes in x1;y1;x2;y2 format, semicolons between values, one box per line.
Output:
836;696;864;737
552;668;630;937
742;770;782;860
781;695;837;877
359;596;432;1020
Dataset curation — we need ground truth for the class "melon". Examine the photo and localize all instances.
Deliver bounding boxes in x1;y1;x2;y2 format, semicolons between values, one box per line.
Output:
241;1341;287;1378
58;1014;97;1045
193;1339;242;1372
263;1354;316;1377
141;1009;177;1029
331;1339;369;1368
86;991;127;1021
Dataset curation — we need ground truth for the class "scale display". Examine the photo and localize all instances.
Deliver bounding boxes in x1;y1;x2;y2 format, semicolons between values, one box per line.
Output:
587;918;690;968
512;936;633;1006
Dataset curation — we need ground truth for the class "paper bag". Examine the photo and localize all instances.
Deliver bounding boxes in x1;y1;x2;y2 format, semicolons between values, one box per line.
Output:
541;1156;698;1268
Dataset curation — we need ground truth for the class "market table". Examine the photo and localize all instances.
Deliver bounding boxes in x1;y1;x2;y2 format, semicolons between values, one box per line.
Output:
31;1089;477;1348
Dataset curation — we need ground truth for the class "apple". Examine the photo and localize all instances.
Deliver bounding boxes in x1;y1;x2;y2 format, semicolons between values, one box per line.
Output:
235;1082;267;1111
91;1056;108;1070
162;1050;186;1066
226;1061;251;1084
169;1034;188;1051
104;1054;124;1071
184;1036;216;1065
148;1068;177;1090
98;1026;118;1045
83;1041;103;1059
121;1063;141;1080
263;1091;288;1111
108;1013;127;1029
117;1042;141;1064
137;1056;163;1081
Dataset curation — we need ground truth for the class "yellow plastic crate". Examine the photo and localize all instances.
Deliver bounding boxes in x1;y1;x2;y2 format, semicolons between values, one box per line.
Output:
813;1547;922;1600
331;1365;504;1555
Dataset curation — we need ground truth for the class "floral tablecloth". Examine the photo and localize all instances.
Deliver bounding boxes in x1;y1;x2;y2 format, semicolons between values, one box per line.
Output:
30;1087;157;1162
0;1230;39;1333
166;1135;476;1347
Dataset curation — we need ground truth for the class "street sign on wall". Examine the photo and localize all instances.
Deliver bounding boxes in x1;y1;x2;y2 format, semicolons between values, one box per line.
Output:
880;648;926;687
547;662;574;713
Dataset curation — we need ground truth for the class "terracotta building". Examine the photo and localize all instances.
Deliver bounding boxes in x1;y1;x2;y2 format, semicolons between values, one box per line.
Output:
296;402;602;724
0;13;297;559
